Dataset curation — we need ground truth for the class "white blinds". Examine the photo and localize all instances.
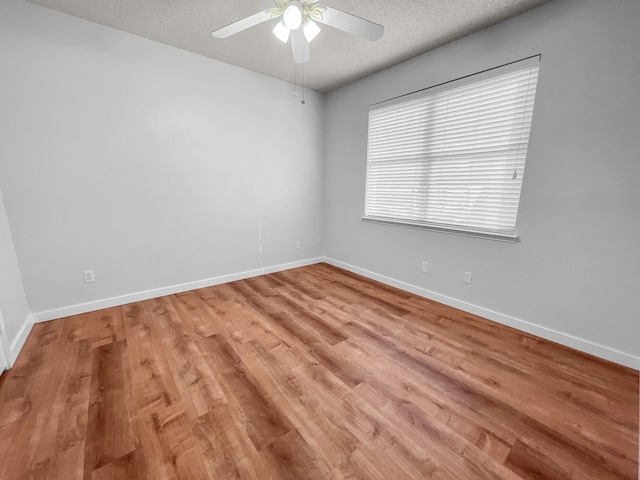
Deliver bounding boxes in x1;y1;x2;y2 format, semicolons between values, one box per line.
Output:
364;56;540;239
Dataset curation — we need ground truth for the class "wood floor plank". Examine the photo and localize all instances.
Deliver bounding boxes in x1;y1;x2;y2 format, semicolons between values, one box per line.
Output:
84;340;135;477
0;263;637;479
240;339;361;472
198;333;294;451
169;290;223;339
123;302;181;412
134;400;210;480
334;336;518;455
345;312;639;479
0;321;89;480
64;307;126;348
263;428;331;480
89;451;144;480
192;404;273;480
37;334;93;479
258;292;348;346
159;296;228;419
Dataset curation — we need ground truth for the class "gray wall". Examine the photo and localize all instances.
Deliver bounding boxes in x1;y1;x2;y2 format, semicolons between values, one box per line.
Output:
0;0;324;318
323;0;640;366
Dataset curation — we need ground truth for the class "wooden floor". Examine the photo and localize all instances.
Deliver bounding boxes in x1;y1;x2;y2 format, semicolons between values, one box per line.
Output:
0;264;637;479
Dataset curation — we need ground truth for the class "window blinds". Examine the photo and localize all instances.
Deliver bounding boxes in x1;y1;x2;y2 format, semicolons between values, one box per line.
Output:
364;56;540;239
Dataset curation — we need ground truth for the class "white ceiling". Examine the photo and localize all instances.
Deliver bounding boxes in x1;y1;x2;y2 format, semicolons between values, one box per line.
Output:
24;0;552;93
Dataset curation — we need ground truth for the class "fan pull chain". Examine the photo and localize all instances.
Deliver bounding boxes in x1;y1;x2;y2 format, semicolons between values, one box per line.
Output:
292;61;306;105
301;61;306;105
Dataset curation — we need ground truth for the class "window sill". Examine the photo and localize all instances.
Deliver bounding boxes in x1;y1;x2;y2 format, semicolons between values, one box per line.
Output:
361;216;520;243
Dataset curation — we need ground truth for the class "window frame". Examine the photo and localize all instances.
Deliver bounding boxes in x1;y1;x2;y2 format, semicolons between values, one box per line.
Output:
362;56;541;242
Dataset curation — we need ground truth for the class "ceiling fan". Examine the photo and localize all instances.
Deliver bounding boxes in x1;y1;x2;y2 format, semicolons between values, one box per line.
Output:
211;0;384;64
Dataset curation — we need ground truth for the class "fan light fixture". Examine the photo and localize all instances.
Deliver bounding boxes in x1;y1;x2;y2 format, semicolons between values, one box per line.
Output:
282;2;303;30
303;19;321;42
273;20;290;43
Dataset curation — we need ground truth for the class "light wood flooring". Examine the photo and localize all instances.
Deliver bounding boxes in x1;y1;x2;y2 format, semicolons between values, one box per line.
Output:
0;263;638;479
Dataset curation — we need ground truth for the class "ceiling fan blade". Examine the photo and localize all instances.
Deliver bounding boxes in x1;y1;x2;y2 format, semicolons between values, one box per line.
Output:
290;28;310;64
212;10;272;38
316;6;384;41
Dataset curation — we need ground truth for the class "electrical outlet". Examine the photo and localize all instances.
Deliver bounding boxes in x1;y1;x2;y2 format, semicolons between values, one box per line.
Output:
83;270;95;283
296;241;301;249
464;272;472;284
421;261;429;273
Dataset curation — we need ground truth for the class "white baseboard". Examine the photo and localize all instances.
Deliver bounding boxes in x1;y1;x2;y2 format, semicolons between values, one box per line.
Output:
324;257;640;370
8;314;34;367
32;257;324;324
24;255;639;370
0;332;9;372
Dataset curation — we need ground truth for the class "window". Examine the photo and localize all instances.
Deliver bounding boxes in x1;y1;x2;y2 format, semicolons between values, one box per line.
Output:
364;56;540;241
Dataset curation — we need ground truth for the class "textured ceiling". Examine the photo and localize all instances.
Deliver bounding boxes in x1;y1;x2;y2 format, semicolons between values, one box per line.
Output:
24;0;552;93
